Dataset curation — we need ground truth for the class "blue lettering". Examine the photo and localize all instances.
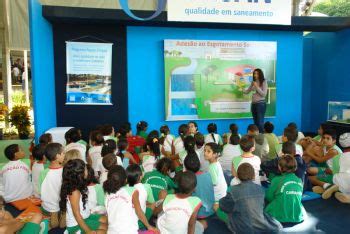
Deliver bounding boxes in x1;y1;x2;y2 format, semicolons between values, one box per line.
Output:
119;0;167;21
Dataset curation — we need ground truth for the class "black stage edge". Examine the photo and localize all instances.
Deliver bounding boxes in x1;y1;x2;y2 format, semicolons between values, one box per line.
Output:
43;6;350;32
53;23;128;140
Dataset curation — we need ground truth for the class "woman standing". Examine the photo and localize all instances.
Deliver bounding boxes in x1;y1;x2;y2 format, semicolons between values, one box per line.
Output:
244;69;268;133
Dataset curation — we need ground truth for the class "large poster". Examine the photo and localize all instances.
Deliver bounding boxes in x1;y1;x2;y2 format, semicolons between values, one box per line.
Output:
168;0;291;25
165;40;277;121
66;42;113;105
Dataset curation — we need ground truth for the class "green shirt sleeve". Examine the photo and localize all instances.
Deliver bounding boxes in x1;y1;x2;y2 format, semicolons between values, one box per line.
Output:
166;176;177;190
208;164;218;185
38;168;50;195
95;184;105;206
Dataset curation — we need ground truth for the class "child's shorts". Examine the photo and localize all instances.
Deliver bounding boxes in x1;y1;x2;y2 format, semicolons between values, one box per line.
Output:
66;214;101;234
317;167;333;184
19;222;40;234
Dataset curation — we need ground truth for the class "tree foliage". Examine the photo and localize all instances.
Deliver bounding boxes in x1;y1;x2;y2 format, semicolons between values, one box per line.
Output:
314;0;350;17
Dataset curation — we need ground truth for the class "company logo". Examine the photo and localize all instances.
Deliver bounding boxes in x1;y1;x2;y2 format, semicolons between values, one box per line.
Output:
119;0;167;21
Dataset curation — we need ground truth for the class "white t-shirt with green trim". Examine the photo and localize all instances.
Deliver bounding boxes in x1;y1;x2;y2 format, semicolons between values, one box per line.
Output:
1;160;33;203
157;194;202;234
142;155;157;173
39;167;63;212
66;193;90;227
89;146;103;176
208;162;227;202
204;133;222;145
134;183;155;213
87;183;105;214
105;186;139;234
32;161;46;198
231;155;261;186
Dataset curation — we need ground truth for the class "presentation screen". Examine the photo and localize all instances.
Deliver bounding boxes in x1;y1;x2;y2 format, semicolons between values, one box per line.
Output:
164;40;277;121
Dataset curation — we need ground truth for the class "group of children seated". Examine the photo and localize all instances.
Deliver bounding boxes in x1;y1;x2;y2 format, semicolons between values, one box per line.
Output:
0;120;349;234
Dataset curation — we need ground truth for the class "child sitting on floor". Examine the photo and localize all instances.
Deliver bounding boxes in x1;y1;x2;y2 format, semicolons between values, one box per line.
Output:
65;128;87;162
231;136;261;186
31;144;47;198
39;143;65;229
263;121;279;160
140;135;161;173
1;144;36;211
321;133;350;202
156;171;203;234
87;130;105;176
60;159;107;233
307;129;343;194
195;132;208;172
159;125;174;157
205;123;223;145
99;153;119;185
86;164;105;215
205;143;227;202
265;155;304;227
247;124;269;162
117;137;137;169
219;134;241;181
104;165;157;233
218;163;282;233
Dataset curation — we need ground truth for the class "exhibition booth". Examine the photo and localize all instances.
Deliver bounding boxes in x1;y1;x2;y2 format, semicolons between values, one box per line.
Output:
28;0;350;140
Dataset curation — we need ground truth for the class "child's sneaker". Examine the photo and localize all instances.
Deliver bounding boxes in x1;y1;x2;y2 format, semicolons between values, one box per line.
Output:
312;186;324;194
335;192;350;203
322;184;339;199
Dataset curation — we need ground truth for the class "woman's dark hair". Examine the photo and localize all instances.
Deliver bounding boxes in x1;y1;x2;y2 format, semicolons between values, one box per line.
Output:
146;134;161;159
126;164;142;186
156;157;173;175
136;121;148;135
103;165;126;194
184;153;200;173
229;123;238;135
205;142;221;154
178;124;189;142
253;68;265;87
65;128;82;144
207;123;217;143
229;134;240;145
90;130;104;145
176;171;197;194
237;163;255;181
86;164;98;185
101;139;117;157
159;125;170;145
117;137;129;161
184;136;196;154
39;133;52;145
60;159;88;212
264;121;274;134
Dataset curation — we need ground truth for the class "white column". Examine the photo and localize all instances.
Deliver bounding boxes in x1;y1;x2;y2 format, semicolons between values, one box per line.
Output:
23;50;29;106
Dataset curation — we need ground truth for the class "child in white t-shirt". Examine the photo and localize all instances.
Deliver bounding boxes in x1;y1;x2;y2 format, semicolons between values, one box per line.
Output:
64;128;87;162
86;165;105;215
195;133;209;172
31;144;47;198
205;123;223;145
204;143;227;202
140;136;161;173
126;164;155;229
104;165;157;234
1;144;33;205
39;143;65;229
156;171;203;234
61;159;107;233
87;130;105;176
159;125;175;157
219;134;241;176
231;135;261;186
173;124;189;155
99;153;120;185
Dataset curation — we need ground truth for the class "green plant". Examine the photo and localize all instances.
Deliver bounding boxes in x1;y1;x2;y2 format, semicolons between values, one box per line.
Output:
11;91;26;106
8;105;31;137
314;0;350;17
